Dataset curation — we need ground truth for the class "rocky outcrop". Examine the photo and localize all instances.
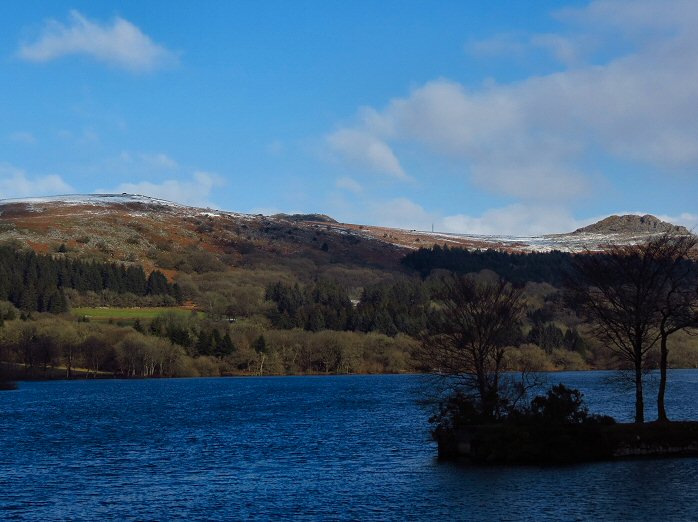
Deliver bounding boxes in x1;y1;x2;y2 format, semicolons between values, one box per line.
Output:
573;214;691;236
272;213;338;223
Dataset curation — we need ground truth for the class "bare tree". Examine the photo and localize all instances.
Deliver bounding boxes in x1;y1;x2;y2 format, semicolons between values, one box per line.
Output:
655;235;698;421
419;275;524;419
568;233;697;423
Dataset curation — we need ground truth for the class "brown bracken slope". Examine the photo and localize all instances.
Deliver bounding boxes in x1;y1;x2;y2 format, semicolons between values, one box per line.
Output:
0;195;693;276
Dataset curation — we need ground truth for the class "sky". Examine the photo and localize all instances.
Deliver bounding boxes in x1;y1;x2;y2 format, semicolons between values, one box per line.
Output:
1;0;697;235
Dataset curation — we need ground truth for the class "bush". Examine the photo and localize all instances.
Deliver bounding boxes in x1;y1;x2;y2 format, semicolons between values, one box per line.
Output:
524;384;615;425
429;391;486;437
529;384;589;424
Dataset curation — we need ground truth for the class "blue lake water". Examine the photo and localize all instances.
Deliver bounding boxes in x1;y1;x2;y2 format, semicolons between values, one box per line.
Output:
1;371;698;521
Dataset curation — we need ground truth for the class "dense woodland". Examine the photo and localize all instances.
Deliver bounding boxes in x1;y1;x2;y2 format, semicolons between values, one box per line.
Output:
0;246;181;313
0;242;696;381
402;245;574;285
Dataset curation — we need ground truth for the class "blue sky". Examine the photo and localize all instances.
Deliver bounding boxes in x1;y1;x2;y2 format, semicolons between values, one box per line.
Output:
1;0;697;235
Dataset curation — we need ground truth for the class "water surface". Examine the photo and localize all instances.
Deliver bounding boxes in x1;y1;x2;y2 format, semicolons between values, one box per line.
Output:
1;371;697;521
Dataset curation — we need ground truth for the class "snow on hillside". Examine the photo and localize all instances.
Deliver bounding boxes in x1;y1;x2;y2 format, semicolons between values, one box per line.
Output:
0;194;690;254
347;223;691;253
0;193;189;209
398;228;677;253
0;193;252;220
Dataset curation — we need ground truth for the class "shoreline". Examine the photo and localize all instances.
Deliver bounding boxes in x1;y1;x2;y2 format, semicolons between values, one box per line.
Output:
3;366;697;384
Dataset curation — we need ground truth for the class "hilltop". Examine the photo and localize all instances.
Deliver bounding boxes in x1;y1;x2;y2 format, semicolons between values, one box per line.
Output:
573;214;691;236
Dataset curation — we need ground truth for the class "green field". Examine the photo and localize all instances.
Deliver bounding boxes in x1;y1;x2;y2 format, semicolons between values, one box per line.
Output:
72;307;202;321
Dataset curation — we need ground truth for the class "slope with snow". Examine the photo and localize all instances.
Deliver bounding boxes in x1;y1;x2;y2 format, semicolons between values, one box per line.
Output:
0;194;693;257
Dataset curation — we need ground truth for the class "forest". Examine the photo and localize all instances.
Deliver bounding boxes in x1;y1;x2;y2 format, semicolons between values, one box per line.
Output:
0;246;181;313
401;244;575;285
0;241;696;382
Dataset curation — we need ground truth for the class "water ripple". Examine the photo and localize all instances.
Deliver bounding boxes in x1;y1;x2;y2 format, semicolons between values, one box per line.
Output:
1;372;697;520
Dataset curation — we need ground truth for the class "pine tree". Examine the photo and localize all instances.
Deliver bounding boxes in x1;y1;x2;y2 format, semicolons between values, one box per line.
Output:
217;333;235;357
195;330;213;356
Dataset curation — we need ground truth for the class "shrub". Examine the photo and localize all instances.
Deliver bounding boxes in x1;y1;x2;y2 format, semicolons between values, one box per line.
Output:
429;391;486;437
529;384;589;424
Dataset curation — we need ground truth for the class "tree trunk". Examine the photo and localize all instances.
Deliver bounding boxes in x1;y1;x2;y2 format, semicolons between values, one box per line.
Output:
476;370;492;419
65;346;73;380
657;333;669;422
634;359;644;424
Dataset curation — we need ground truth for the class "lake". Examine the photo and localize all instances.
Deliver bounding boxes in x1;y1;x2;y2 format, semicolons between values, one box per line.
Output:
1;371;698;521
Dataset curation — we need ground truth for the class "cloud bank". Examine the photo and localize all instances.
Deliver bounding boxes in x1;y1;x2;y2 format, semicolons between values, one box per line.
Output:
0;165;73;199
100;171;222;208
327;0;698;234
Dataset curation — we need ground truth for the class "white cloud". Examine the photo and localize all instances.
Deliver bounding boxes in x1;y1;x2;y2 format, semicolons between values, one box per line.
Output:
555;0;698;34
8;131;37;145
441;205;585;236
529;34;587;66
326;129;407;179
468;32;594;67
359;197;585;236
0;164;73;199
335;176;362;194
140;153;178;169
328;0;698;205
18;10;177;72
368;197;434;230
99;171;222;207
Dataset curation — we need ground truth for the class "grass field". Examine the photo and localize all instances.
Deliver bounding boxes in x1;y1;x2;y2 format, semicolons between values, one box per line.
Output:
72;306;202;321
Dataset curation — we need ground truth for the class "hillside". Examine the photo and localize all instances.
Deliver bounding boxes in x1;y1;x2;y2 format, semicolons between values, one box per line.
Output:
0;195;691;273
1;194;696;380
0;194;407;276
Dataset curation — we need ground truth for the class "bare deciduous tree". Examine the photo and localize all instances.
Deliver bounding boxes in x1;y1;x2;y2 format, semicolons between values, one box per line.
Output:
419;275;524;419
655;235;698;421
568;233;697;423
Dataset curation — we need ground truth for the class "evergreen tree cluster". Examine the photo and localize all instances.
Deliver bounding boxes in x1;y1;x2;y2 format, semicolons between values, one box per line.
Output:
265;280;354;331
148;314;236;358
194;329;235;357
265;279;430;336
353;280;429;337
0;246;181;312
402;245;574;285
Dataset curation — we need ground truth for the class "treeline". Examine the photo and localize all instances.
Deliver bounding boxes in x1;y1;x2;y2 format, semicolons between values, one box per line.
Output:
402;245;574;285
137;310;417;375
263;279;592;360
262;275;636;371
265;280;429;337
0;309;418;378
0;316;217;379
0;246;181;312
146;313;236;358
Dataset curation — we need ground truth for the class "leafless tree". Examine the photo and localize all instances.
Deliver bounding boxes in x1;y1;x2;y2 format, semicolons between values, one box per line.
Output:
655;235;698;421
419;275;525;419
568;233;697;423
